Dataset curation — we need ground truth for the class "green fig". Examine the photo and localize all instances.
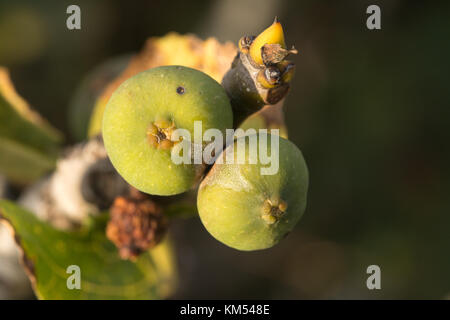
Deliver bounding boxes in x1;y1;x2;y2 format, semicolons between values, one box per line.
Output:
197;133;308;251
102;66;233;196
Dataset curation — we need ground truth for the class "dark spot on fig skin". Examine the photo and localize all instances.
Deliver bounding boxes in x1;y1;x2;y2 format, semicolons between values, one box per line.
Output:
176;86;185;95
156;130;166;141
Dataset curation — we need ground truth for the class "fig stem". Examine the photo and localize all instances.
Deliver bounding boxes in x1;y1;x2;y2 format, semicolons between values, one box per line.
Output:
222;52;266;127
221;19;296;128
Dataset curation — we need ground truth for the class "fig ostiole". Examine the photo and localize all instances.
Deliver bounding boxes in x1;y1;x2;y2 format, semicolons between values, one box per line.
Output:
102;66;233;196
197;133;309;251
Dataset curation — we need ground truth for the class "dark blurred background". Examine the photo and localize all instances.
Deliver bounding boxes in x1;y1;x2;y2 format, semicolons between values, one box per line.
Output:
1;0;449;299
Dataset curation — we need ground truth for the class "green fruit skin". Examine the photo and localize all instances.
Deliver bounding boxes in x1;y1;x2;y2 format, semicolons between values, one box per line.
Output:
197;134;309;251
103;66;233;195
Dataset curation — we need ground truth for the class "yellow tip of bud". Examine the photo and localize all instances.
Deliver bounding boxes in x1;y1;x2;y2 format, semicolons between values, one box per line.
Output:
249;19;286;66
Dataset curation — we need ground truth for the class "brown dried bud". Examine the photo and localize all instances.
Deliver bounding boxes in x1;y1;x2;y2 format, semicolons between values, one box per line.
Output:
106;193;168;260
257;66;281;89
238;36;255;54
261;44;298;66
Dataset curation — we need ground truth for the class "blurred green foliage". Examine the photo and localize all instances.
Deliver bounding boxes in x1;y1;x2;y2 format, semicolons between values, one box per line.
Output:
0;69;61;184
0;200;177;299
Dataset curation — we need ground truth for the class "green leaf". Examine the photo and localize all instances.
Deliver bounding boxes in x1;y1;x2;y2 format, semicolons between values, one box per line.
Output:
0;68;62;184
0;136;55;184
0;200;177;300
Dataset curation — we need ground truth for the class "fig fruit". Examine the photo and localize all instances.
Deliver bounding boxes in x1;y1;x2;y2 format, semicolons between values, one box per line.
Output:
103;66;233;195
197;133;308;251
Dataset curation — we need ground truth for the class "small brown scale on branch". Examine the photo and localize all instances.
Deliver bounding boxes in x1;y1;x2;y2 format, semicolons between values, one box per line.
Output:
106;188;168;260
222;17;297;127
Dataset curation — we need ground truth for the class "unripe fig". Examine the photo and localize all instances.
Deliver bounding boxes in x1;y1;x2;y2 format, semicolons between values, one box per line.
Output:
197;133;308;251
103;66;233;195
